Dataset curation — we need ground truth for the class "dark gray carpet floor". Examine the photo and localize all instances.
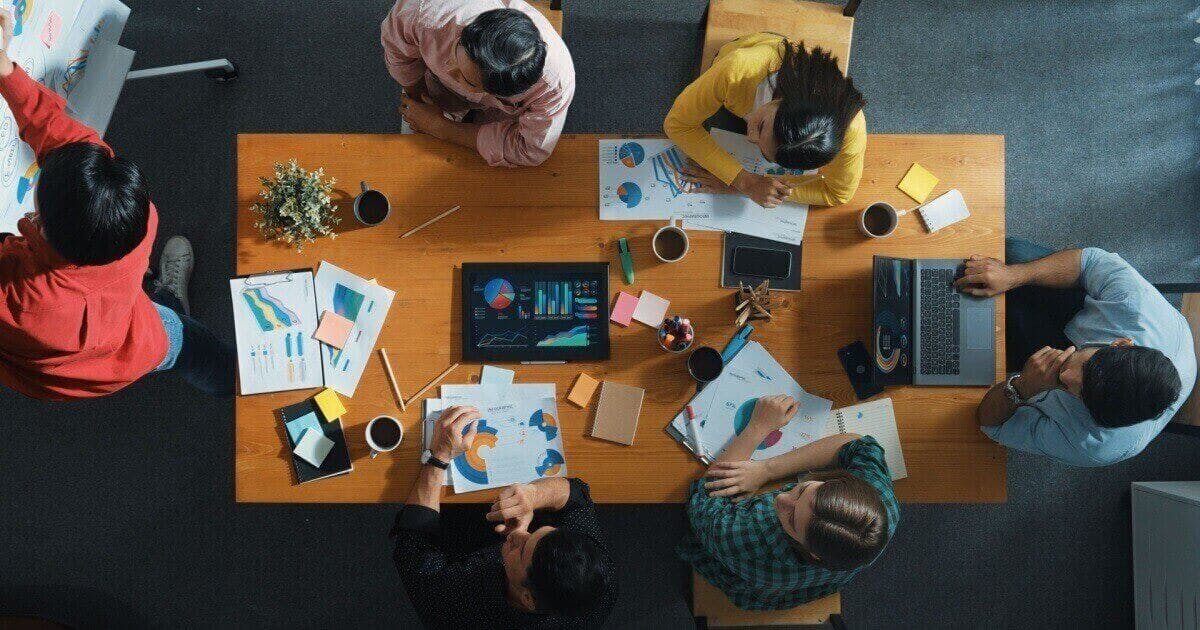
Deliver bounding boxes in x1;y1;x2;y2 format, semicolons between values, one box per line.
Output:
1;1;1197;628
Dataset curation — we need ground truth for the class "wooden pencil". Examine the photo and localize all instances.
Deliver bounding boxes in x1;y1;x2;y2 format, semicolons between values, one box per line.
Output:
377;348;406;412
401;205;461;239
405;362;460;407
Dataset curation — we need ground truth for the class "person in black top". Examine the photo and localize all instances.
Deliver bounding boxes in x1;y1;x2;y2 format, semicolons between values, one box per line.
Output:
391;405;617;629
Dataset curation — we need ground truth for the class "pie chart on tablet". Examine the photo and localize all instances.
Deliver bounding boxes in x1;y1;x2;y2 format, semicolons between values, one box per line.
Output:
483;278;515;310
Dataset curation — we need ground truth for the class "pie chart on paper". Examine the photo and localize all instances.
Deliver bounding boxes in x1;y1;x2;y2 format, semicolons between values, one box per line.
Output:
483;278;515;310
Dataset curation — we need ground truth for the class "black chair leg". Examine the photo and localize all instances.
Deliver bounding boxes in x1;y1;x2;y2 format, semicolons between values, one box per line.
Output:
843;0;862;17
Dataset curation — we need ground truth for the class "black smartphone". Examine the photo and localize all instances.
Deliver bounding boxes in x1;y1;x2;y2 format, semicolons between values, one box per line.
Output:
838;341;884;400
732;246;791;279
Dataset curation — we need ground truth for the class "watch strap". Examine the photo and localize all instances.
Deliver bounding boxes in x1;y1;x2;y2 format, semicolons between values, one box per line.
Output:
425;454;449;470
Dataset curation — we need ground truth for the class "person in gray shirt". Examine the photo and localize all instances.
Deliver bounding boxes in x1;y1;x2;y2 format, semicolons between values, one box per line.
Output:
955;239;1195;467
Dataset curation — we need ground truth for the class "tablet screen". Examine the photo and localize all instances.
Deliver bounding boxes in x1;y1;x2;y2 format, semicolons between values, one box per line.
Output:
462;263;611;362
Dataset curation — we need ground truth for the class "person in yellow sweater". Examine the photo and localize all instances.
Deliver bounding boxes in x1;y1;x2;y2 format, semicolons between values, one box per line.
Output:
665;33;866;208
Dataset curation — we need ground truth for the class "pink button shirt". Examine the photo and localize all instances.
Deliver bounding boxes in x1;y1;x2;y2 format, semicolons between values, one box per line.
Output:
381;0;575;167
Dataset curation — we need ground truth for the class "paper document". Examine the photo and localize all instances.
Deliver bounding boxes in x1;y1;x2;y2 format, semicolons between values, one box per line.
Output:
823;398;908;480
443;396;568;493
230;271;324;395
598;133;810;244
669;341;833;460
314;262;396;396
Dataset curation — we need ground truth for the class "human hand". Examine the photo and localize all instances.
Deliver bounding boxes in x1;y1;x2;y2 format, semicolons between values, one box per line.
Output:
954;255;1023;297
1015;346;1076;398
486;483;538;535
680;163;735;194
704;460;771;502
0;9;14;76
399;92;447;137
402;81;428;103
732;171;792;208
749;394;799;433
429;405;481;461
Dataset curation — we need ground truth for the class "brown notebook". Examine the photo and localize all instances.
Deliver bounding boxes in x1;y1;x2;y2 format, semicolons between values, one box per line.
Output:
591;381;645;445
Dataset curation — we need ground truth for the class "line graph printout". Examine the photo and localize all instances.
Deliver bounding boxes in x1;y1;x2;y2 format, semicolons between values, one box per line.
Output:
314;262;396;397
230;271;323;395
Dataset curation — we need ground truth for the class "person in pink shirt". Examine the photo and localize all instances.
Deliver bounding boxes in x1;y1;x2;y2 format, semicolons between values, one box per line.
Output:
381;0;575;168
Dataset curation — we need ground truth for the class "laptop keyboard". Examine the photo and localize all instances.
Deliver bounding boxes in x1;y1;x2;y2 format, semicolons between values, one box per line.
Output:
919;269;960;375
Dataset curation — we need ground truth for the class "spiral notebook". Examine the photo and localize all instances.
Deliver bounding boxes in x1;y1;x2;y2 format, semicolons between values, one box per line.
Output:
821;398;907;481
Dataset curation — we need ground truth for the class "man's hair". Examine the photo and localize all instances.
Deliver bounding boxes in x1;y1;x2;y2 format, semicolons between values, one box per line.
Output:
1082;345;1181;428
772;41;865;170
789;470;889;571
526;528;612;615
460;8;547;98
37;142;149;266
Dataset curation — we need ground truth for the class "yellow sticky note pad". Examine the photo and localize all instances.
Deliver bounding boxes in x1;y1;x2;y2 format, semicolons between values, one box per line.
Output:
567;373;600;408
314;388;347;422
898;163;939;202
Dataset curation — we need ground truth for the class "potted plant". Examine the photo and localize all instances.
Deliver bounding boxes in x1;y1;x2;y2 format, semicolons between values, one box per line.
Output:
251;160;340;251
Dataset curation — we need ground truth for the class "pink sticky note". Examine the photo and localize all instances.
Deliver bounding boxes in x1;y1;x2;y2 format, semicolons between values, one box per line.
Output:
610;292;638;327
40;12;61;49
313;311;354;349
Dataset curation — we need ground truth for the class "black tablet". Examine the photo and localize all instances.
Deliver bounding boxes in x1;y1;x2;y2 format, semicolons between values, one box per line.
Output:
462;263;610;362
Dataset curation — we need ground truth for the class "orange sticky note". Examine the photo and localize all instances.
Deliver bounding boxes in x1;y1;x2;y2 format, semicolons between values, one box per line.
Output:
313;388;347;422
567;373;600;408
314;311;353;349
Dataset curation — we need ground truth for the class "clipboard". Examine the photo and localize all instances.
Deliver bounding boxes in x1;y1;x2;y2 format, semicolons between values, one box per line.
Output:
230;268;326;395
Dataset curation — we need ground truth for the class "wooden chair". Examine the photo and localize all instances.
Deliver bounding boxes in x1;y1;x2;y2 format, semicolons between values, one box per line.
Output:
529;0;564;36
692;572;846;629
1154;283;1200;438
700;0;861;75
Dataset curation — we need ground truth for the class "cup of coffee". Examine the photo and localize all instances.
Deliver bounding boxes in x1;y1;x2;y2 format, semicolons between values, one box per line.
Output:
353;182;391;227
860;202;899;238
652;217;690;263
366;415;403;458
687;346;724;384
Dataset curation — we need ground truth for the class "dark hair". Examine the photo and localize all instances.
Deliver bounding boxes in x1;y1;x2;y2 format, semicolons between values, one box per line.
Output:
1081;345;1181;428
771;41;865;170
37;142;149;265
460;9;547;98
526;528;612;615
788;470;889;571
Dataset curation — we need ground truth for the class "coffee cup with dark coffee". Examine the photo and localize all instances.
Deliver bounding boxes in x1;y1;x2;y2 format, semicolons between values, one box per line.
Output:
354;182;391;227
366;415;403;458
859;202;901;238
652;217;690;263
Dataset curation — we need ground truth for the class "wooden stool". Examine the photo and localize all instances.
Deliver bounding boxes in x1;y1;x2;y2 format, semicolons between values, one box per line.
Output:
692;571;845;628
528;0;564;36
699;0;860;75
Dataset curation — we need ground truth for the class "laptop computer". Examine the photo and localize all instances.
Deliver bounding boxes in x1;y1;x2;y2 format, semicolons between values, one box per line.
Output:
872;256;996;386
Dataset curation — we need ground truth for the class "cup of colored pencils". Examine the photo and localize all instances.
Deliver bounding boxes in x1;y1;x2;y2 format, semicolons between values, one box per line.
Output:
658;316;695;354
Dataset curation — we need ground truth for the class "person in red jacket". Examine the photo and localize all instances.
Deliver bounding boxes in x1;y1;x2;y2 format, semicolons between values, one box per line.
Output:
0;10;232;399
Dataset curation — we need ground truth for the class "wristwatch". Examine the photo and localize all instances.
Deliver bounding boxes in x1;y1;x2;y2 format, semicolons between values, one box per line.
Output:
421;449;449;470
1004;373;1025;406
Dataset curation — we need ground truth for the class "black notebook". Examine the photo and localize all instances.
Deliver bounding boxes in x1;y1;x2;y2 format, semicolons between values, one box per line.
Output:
277;398;353;484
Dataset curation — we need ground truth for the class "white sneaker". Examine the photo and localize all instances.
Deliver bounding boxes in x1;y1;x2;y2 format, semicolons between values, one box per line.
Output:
154;236;194;316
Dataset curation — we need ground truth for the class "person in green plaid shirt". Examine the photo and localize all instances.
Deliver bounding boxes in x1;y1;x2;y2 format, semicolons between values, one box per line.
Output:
678;394;900;610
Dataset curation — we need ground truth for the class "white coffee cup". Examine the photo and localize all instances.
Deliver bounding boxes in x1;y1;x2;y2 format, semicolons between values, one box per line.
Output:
859;201;905;238
652;217;690;263
366;415;404;459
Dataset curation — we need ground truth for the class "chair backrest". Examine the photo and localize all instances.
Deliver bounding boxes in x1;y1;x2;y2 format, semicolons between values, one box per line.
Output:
700;0;859;75
528;0;564;36
692;570;841;627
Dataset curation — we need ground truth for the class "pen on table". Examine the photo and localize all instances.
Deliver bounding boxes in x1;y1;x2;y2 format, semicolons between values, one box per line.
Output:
377;348;407;412
617;237;635;285
720;324;754;363
521;360;566;365
684;404;708;461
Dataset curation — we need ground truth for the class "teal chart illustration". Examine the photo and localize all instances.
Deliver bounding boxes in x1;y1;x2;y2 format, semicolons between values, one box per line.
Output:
241;287;301;332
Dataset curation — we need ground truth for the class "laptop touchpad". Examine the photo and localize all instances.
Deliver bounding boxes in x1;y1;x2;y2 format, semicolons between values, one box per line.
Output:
964;307;992;350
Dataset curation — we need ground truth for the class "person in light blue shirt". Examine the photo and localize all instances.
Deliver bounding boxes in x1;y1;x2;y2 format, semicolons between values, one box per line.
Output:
954;239;1195;467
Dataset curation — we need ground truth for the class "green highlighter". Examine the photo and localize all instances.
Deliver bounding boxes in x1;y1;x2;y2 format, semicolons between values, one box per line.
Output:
617;238;635;285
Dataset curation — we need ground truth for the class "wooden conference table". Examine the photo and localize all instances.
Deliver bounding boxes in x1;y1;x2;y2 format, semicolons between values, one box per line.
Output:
235;133;1007;504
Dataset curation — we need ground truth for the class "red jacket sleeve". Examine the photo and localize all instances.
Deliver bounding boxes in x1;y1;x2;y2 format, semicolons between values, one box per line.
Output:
0;64;108;160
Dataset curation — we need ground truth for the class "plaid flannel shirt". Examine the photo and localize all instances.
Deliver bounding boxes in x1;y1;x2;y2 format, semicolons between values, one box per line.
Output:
678;436;900;610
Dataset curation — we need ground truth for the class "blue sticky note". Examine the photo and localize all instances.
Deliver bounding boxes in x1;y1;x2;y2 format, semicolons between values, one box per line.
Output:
286;412;322;444
481;365;515;386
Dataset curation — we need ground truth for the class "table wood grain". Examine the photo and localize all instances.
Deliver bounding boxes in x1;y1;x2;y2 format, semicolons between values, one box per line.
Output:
235;133;1007;504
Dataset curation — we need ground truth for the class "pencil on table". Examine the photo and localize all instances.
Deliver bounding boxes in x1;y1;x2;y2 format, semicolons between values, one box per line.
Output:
405;363;460;408
377;348;406;412
401;205;462;239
